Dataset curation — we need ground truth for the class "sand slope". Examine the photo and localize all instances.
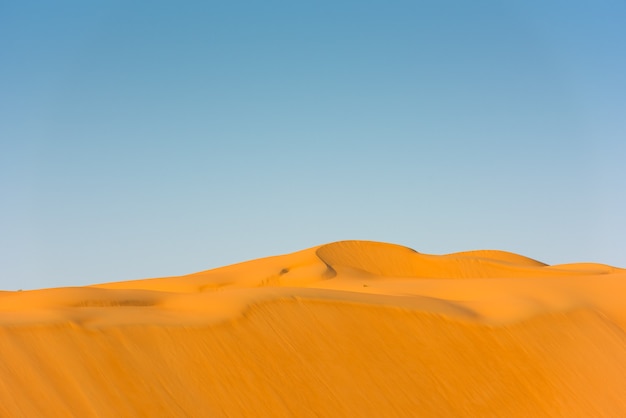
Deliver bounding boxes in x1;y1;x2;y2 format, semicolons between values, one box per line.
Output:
2;240;626;417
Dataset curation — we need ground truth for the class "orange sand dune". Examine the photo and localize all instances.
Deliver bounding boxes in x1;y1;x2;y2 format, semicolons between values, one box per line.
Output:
2;240;626;417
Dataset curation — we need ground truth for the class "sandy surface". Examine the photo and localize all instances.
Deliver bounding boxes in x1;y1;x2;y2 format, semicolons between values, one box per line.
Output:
2;240;626;417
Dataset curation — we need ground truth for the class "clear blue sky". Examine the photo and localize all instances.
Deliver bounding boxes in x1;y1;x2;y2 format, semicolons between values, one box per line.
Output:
2;1;625;290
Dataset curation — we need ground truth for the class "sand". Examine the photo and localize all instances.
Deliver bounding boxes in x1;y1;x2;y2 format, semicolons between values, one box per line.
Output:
2;240;626;417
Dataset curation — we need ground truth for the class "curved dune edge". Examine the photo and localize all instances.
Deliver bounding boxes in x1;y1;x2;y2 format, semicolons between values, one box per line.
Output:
2;299;626;417
2;240;626;416
2;240;626;327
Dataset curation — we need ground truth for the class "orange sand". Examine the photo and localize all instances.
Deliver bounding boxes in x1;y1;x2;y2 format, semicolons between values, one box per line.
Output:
2;240;626;416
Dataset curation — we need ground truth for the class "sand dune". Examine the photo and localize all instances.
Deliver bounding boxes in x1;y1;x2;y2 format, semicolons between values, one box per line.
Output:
2;240;626;416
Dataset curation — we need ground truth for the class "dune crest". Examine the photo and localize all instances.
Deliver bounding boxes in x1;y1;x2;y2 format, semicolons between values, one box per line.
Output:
2;240;626;416
315;240;557;278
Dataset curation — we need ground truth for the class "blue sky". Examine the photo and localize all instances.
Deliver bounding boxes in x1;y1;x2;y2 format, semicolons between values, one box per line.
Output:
1;1;625;290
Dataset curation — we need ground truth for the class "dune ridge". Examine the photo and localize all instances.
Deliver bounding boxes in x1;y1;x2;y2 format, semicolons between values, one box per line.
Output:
2;240;626;416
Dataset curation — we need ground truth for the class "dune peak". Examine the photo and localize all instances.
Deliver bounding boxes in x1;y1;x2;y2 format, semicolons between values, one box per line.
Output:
2;240;626;416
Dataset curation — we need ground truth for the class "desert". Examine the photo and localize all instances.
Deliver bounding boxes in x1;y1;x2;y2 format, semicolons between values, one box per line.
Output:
2;240;626;417
4;1;626;416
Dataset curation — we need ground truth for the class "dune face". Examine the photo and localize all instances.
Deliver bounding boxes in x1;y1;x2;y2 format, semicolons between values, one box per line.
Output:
2;241;626;417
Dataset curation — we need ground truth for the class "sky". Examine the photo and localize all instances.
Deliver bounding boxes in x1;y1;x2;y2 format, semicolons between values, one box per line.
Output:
1;1;625;290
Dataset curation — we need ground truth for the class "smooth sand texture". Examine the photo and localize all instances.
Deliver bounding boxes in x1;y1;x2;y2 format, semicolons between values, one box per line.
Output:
2;240;626;417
